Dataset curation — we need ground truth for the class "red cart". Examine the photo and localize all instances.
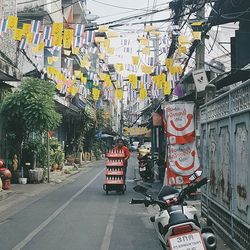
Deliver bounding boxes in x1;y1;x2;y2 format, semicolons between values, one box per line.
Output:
103;150;126;195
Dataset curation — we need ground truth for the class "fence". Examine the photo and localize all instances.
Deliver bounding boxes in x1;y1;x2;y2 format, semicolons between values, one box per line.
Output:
200;79;250;249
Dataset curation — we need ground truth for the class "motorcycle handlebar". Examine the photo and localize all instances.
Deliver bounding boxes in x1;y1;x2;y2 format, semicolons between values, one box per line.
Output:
178;177;208;202
130;199;145;204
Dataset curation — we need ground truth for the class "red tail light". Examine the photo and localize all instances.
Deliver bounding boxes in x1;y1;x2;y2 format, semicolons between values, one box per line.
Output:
172;224;193;235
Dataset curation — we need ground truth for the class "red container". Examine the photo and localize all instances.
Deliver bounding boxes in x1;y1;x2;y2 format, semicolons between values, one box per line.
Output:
0;168;12;190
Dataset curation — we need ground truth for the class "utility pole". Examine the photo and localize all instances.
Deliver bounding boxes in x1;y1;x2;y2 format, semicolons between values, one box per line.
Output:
195;0;206;70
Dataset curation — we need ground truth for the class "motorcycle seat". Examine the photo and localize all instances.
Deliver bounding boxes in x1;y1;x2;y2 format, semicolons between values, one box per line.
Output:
163;212;198;235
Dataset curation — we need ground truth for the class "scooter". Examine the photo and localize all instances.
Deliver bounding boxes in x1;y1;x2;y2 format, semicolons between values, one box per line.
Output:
130;171;217;250
137;148;154;181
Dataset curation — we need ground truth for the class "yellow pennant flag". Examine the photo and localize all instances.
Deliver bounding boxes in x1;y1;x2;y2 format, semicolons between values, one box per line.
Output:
142;47;150;55
178;46;187;54
47;66;56;75
165;58;173;69
116;89;123;100
177;65;183;75
115;63;124;72
64;49;71;56
23;23;31;35
100;73;107;81
32;46;39;54
74;70;81;78
47;57;54;65
144;25;156;32
107;31;118;38
52;23;63;36
140;39;149;46
169;66;176;75
13;28;24;41
93;88;100;100
38;41;45;51
52;35;62;47
132;56;139;65
163;81;171;95
72;47;80;55
191;21;205;26
8;16;18;30
178;35;190;45
105;78;112;88
160;73;166;83
103;39;110;49
98;52;105;60
139;88;147;100
98;25;109;32
63;29;74;49
81;76;87;84
150;30;160;36
27;33;34;44
56;83;63;91
192;31;201;40
95;36;105;43
106;47;115;55
68;85;78;96
141;65;152;74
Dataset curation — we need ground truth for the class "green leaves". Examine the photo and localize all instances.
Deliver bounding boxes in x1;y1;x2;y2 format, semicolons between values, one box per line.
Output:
0;77;62;139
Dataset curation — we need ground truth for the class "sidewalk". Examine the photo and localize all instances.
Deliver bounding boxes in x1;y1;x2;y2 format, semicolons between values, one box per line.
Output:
0;161;95;221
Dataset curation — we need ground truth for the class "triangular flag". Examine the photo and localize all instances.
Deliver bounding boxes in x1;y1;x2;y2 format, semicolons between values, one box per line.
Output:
98;25;109;32
178;35;190;45
13;28;24;41
192;31;202;40
52;23;63;36
132;56;139;65
7;16;18;30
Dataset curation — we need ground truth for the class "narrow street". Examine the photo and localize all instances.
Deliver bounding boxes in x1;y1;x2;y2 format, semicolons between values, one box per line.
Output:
0;154;162;250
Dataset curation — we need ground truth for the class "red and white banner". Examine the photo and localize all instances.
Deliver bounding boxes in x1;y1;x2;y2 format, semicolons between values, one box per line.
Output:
166;142;200;186
163;102;195;144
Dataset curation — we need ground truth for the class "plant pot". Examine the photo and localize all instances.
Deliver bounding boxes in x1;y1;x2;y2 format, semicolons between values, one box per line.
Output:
19;177;27;184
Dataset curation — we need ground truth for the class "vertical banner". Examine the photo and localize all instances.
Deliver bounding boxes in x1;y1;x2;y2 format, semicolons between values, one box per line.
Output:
163;102;195;144
166;142;200;186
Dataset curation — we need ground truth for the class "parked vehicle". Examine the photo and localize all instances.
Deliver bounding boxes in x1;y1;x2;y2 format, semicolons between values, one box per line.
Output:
137;147;154;181
130;171;217;250
130;141;140;151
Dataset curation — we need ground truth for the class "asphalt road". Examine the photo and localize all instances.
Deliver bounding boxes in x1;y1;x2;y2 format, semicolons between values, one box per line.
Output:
0;154;162;250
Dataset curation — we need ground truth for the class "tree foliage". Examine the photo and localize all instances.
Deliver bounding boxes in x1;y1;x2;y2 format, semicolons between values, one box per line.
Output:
0;77;62;145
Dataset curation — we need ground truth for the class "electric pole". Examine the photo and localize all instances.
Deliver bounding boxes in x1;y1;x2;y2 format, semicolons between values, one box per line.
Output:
195;0;206;70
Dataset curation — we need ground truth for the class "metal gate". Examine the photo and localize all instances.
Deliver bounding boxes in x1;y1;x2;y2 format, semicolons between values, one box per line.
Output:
200;79;250;250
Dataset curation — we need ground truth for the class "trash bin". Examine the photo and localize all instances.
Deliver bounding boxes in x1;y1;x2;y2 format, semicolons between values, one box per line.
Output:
0;159;12;190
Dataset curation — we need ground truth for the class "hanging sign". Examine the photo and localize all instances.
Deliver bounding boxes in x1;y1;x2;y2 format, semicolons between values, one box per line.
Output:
163;102;195;144
166;142;200;186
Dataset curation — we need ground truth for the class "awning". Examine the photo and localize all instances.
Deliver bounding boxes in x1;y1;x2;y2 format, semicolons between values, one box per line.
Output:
101;134;114;138
210;69;250;89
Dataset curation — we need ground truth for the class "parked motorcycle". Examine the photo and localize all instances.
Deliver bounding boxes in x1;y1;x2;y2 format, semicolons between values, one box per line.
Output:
137;148;154;182
130;171;217;250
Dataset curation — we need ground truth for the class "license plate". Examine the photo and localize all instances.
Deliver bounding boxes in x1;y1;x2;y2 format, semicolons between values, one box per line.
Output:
140;167;146;171
168;231;205;250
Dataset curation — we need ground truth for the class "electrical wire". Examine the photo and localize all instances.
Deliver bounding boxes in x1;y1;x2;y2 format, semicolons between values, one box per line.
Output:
208;25;219;53
89;0;143;11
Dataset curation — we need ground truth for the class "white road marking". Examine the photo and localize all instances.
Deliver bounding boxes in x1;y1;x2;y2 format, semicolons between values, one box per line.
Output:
12;169;104;250
100;197;119;250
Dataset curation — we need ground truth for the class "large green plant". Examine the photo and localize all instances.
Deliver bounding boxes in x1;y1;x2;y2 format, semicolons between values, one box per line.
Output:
0;78;62;161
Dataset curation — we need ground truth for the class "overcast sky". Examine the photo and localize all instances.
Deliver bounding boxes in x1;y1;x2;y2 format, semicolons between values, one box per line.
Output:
86;0;172;29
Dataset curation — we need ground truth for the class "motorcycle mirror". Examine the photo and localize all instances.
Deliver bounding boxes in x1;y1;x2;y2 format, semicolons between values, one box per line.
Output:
133;185;148;194
189;170;203;182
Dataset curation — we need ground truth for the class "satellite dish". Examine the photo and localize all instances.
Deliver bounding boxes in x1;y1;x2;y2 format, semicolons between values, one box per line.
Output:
209;59;225;74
